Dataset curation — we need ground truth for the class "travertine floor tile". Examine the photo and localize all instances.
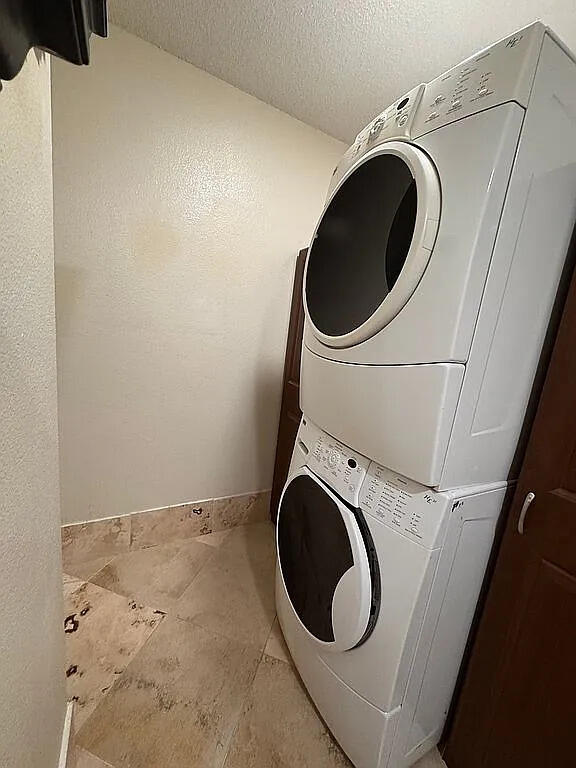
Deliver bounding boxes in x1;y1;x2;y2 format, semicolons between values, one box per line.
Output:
77;616;261;768
243;491;271;525
223;654;352;767
218;522;275;567
212;491;271;531
76;747;114;767
176;523;276;648
64;581;162;729
264;617;291;664
91;538;213;612
130;500;213;549
62;518;130;567
194;529;231;547
65;555;114;582
63;572;85;603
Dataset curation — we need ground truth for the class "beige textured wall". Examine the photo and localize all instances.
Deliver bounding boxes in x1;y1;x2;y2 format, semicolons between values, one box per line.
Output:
0;52;66;767
53;26;344;524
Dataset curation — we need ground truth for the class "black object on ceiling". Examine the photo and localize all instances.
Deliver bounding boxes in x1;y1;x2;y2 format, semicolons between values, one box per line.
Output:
0;0;108;86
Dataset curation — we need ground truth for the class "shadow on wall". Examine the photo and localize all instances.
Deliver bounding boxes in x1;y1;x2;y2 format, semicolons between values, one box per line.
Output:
55;263;87;337
249;249;295;502
253;361;284;498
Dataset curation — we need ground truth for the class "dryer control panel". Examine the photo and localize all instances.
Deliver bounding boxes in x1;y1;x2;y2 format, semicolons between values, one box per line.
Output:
307;431;370;508
412;22;545;137
330;22;549;195
329;84;425;193
356;83;425;151
359;463;450;549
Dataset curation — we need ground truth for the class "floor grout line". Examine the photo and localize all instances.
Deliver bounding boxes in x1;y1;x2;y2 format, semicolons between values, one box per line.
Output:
170;611;274;654
217;617;274;768
262;612;277;654
77;747;117;768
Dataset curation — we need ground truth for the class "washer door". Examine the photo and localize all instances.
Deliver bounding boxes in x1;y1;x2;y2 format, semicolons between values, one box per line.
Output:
277;468;380;652
304;141;441;348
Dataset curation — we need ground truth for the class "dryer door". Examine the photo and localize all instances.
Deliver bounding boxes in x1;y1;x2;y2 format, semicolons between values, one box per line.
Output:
305;141;441;348
277;467;380;652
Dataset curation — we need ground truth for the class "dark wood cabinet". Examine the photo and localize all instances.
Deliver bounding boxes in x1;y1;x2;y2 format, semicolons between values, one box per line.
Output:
444;264;576;768
270;249;307;522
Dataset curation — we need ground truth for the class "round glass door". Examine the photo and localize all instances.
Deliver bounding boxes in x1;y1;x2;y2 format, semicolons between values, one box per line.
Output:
304;141;440;348
277;469;380;651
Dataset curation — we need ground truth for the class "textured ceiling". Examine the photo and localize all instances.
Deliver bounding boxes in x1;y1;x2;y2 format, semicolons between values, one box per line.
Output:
109;0;576;141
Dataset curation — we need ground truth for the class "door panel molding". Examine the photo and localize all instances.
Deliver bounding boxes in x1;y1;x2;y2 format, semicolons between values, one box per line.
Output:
444;251;576;767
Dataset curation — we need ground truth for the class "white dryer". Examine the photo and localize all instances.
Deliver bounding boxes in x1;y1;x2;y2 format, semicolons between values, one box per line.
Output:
276;418;507;768
301;22;576;489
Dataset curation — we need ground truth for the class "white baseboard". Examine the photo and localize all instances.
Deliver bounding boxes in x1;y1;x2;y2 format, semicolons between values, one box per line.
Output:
58;701;75;768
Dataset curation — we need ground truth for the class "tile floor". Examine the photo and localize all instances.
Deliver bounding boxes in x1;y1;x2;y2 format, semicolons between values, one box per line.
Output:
63;520;446;767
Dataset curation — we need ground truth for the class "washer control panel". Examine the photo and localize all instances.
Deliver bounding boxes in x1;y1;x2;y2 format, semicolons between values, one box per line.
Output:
308;432;370;507
359;462;450;548
412;22;545;137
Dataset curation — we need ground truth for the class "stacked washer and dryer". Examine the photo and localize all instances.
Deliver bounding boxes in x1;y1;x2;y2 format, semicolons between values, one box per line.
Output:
275;22;576;768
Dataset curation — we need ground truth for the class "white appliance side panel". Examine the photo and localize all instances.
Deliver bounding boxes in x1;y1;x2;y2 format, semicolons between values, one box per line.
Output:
389;486;506;767
300;347;464;487
304;104;524;366
440;35;576;489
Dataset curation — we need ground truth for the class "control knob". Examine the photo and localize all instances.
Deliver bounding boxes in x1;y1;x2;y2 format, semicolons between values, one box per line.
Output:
369;119;385;139
328;451;340;468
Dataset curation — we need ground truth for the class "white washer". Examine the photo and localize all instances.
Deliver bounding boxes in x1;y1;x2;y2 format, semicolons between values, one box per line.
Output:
301;22;576;488
276;418;506;768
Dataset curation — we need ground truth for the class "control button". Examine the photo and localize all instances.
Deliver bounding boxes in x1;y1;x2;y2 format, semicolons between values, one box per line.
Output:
397;97;409;110
433;94;445;105
451;98;462;108
478;86;489;96
347;458;357;469
369;119;384;139
328;452;340;468
428;111;440;120
397;114;409;127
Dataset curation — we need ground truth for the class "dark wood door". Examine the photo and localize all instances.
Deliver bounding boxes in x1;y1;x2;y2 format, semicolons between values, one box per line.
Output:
270;249;307;522
444;266;576;768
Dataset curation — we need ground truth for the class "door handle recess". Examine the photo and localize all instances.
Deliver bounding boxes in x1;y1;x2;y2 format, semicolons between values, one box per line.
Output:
517;492;535;535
